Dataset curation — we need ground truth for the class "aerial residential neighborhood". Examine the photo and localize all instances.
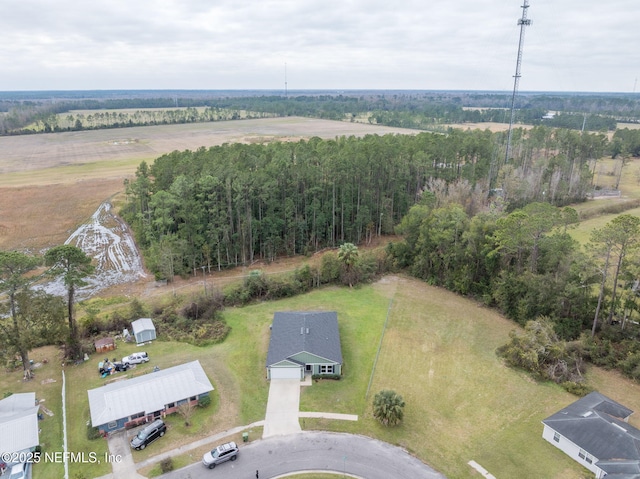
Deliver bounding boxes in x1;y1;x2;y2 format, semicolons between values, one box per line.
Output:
2;1;640;478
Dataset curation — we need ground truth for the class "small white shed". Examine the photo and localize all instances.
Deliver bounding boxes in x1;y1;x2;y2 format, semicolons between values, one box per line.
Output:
131;318;156;344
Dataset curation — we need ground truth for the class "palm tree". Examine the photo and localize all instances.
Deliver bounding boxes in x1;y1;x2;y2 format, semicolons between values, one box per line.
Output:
372;390;405;427
337;242;359;288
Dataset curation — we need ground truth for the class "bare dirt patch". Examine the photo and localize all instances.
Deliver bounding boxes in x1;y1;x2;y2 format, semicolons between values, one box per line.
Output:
0;178;125;251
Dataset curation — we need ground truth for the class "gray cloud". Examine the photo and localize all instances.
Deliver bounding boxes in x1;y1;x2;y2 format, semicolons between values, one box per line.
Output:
0;0;637;91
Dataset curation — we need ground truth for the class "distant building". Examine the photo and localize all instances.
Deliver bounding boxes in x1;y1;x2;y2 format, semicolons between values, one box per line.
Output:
88;360;213;433
542;111;556;120
542;391;640;478
0;393;40;456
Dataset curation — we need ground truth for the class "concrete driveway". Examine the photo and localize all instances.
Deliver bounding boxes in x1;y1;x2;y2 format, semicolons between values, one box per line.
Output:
263;379;303;438
102;430;146;479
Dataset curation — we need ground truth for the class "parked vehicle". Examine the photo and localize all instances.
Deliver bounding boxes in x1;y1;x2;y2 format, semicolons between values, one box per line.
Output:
122;352;149;366
8;462;29;479
202;441;239;469
130;419;166;450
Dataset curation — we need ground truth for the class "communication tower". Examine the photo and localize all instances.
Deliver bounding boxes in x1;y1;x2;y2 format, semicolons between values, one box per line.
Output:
505;0;532;164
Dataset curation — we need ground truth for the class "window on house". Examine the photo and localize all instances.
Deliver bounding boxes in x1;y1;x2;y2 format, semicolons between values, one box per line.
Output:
578;449;593;463
131;412;144;420
320;365;334;374
108;421;117;429
167;402;175;409
190;396;197;401
553;432;560;443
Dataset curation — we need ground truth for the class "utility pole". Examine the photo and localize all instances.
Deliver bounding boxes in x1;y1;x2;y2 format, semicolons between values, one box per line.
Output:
505;0;532;164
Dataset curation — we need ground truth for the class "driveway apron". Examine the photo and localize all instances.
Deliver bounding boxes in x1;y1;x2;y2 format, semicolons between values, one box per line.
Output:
263;379;302;438
104;430;147;479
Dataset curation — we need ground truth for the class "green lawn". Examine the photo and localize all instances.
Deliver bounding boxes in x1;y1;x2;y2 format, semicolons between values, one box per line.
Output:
298;278;588;479
7;278;636;479
0;346;65;479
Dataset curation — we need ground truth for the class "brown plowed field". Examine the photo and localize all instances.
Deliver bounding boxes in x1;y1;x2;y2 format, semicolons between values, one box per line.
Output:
0;117;416;251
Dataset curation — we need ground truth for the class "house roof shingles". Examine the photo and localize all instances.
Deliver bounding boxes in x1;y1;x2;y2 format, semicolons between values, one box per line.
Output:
0;393;40;454
543;391;640;477
266;311;342;367
87;360;213;427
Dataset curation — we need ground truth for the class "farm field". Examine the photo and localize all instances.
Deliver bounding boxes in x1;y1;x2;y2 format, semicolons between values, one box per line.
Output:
0;117;416;254
0;116;417;182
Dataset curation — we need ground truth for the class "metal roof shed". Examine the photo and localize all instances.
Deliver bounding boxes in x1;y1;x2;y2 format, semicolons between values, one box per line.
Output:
132;318;156;344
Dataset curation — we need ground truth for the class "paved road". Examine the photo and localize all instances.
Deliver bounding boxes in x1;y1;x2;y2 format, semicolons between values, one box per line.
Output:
162;431;445;479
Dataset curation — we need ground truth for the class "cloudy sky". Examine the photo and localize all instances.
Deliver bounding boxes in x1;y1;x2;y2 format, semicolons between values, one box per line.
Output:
0;0;637;93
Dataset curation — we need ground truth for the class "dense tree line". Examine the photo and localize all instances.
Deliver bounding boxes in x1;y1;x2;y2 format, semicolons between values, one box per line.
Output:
388;199;640;384
2;90;639;136
122;126;609;279
0;246;94;376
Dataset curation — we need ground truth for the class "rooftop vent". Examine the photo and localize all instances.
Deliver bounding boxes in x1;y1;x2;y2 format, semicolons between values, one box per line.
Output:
612;423;628;433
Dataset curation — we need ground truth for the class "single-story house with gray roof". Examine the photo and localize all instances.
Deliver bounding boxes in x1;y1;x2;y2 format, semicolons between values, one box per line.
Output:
0;392;40;456
542;391;640;478
266;311;343;380
88;360;213;433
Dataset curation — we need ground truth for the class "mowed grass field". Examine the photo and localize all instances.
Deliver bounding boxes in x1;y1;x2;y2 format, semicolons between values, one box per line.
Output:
568;157;640;244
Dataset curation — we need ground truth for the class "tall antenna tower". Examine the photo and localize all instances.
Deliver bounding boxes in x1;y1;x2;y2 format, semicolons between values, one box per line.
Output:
505;0;532;164
284;63;288;98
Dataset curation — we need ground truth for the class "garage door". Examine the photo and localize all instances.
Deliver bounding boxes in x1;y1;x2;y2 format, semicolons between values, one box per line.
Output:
269;366;301;380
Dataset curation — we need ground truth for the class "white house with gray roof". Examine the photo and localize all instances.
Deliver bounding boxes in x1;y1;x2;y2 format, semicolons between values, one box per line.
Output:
88;360;213;433
542;391;640;478
266;311;343;380
0;393;40;456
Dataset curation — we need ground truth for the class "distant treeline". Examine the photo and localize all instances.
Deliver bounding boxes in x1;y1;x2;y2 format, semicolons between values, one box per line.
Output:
1;91;638;135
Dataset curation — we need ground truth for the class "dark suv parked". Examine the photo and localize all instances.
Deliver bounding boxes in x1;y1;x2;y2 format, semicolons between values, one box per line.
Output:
130;419;166;450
